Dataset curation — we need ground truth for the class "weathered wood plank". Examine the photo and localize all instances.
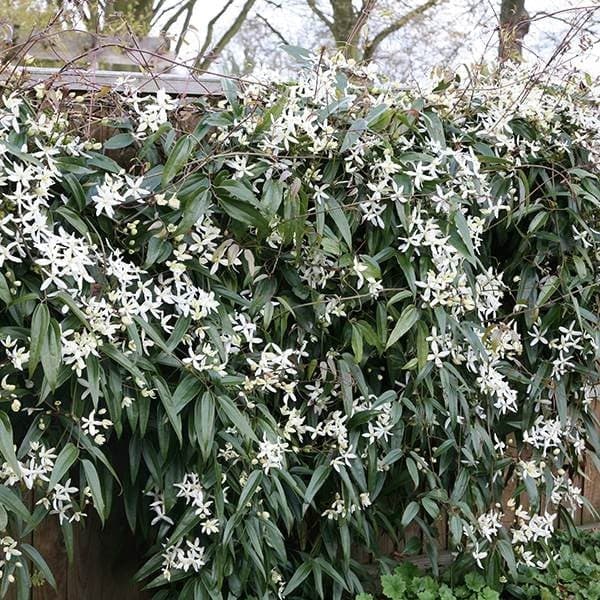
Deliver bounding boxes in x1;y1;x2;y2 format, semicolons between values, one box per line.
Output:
31;515;69;600
67;511;149;600
582;401;600;524
7;31;173;70
1;66;224;96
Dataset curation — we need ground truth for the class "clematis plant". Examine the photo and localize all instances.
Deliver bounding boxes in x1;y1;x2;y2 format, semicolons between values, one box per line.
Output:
0;53;598;599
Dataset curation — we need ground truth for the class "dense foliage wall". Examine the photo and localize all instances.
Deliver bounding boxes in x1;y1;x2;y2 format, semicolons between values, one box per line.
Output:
0;55;598;599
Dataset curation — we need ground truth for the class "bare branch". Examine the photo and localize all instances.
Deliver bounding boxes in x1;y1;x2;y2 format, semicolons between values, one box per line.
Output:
195;0;258;71
306;0;334;33
160;0;194;37
256;13;290;46
174;2;195;54
345;0;377;51
363;0;442;61
196;0;235;64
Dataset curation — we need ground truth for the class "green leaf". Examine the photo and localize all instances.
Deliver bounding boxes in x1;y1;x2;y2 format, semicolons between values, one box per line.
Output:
219;179;259;205
47;442;79;492
453;210;476;262
218;196;268;229
21;544;56;589
325;195;352;248
61;173;86;211
283;561;312;596
424;111;446;148
104;132;135;150
86;151;121;174
217;395;258;442
303;464;330;514
61;521;74;563
497;538;517;577
53;291;91;328
29;303;49;377
261;179;284;214
161;135;196;185
0;272;11;305
237;470;263;511
81;459;105;523
0;411;21;477
172;374;200;414
85;355;101;407
153;376;183;445
54;206;89;236
0;485;31;522
421;497;439;519
175;189;210;235
386;305;419;349
133;317;171;355
402;501;419;527
351;323;363;363
196;392;215;461
406;456;419;488
537;275;560;307
341;118;367;152
40;319;62;391
100;344;144;380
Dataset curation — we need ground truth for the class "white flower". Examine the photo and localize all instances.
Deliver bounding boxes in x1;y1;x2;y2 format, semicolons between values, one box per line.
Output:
201;519;220;535
529;323;548;347
91;173;125;219
256;435;289;473
174;473;213;518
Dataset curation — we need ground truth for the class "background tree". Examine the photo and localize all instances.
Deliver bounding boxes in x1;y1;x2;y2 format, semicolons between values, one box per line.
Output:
1;0;597;80
499;0;530;62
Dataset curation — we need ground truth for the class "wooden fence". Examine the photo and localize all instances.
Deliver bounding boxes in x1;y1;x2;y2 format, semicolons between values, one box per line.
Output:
5;406;599;600
1;29;599;599
0;28;222;96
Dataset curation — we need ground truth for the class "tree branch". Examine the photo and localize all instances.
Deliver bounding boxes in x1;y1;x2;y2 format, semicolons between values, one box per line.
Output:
498;0;530;62
196;0;235;65
363;0;442;61
306;0;334;33
174;2;195;54
345;0;377;52
160;0;195;37
195;0;258;71
256;13;290;46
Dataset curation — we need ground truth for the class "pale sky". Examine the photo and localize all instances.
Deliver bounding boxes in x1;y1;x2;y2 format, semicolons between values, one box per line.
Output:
152;0;600;79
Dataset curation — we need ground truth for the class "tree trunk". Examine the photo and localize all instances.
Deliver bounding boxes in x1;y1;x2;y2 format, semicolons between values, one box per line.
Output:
107;0;155;35
330;0;359;54
195;0;258;71
499;0;530;62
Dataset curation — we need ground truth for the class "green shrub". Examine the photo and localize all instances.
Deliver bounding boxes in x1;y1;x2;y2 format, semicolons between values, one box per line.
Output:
358;530;600;600
508;530;600;599
356;564;499;600
0;53;598;599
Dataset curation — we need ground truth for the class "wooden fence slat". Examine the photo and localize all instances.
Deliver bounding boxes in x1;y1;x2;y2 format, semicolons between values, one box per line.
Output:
66;512;149;600
11;31;173;70
582;401;600;524
31;513;68;600
1;66;224;96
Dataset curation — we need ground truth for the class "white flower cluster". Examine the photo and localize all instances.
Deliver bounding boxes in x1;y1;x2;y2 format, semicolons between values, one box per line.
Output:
511;507;557;568
174;473;218;534
0;50;597;592
255;435;290;474
161;537;206;582
0;536;22;582
0;441;56;489
523;416;585;458
321;491;371;521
